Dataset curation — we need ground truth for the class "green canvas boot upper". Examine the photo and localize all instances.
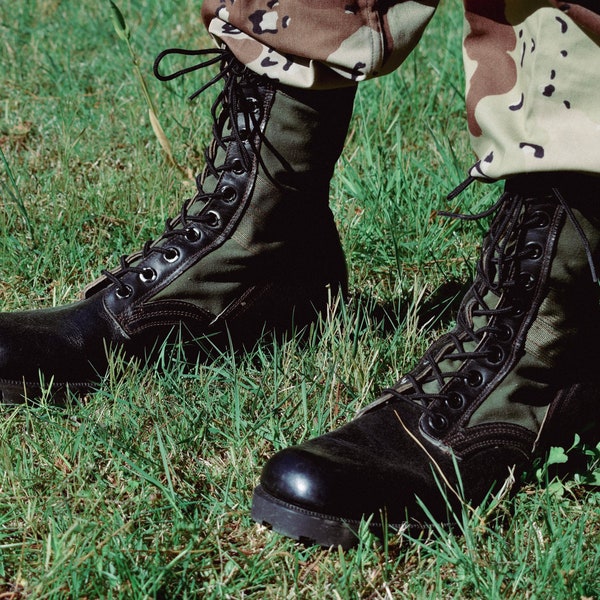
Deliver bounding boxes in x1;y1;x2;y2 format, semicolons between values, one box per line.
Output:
382;174;600;447
0;47;355;402
251;173;600;549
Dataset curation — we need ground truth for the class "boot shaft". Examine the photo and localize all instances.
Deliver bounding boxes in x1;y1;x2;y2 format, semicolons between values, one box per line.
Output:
88;49;356;321
363;173;600;454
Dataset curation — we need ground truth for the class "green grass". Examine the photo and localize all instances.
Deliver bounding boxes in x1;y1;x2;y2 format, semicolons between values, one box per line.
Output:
0;0;599;598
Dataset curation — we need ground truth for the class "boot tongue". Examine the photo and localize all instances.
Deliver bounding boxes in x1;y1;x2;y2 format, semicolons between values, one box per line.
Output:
420;284;501;398
418;212;517;399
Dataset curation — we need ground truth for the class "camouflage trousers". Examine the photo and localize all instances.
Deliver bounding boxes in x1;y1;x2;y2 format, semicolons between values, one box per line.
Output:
201;1;600;180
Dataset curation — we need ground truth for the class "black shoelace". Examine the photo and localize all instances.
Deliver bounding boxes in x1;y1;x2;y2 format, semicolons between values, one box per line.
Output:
380;191;526;416
375;175;598;426
101;47;261;298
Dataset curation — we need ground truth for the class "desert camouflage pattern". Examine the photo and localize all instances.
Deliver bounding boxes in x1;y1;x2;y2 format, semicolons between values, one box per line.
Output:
201;1;600;178
463;1;600;179
201;1;439;88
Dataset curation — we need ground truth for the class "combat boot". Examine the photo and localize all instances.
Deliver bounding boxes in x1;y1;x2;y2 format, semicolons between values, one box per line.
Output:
251;173;600;549
0;47;355;402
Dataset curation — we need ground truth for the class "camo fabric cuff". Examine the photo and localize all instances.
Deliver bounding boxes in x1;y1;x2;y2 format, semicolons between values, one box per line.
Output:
201;1;438;89
201;1;600;179
464;2;600;180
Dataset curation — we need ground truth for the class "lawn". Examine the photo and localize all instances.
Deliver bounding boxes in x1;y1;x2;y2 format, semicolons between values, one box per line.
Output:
0;0;598;598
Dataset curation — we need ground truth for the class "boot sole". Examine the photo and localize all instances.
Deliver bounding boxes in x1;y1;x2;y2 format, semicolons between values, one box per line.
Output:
251;484;365;549
0;378;91;404
251;485;456;549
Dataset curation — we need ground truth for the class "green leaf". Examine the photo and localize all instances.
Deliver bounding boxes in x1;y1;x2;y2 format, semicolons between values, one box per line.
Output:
575;470;600;486
547;446;569;466
109;0;130;41
547;480;566;497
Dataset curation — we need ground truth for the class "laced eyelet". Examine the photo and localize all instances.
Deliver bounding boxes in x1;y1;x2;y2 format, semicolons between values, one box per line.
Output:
230;159;245;175
512;305;525;317
525;241;543;260
519;271;536;291
531;210;550;228
115;284;133;299
486;345;505;365
466;369;483;387
245;96;259;113
238;127;249;141
220;185;237;203
428;413;449;433
184;226;202;242
495;323;513;342
205;210;221;228
139;268;157;283
445;392;466;411
163;247;180;263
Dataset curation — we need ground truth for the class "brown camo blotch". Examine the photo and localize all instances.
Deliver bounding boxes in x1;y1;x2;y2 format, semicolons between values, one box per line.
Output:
464;1;518;137
201;0;376;64
547;1;600;36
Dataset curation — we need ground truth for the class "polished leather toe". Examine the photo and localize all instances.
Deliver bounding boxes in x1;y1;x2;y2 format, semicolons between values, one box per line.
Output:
259;404;460;524
256;401;534;532
0;292;126;385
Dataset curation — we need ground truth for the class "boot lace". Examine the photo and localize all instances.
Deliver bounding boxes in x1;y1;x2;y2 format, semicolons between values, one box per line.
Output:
366;177;598;431
100;47;263;298
379;190;524;423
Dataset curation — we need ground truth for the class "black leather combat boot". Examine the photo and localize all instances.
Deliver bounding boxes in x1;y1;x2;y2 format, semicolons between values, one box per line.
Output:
251;173;600;549
0;48;355;402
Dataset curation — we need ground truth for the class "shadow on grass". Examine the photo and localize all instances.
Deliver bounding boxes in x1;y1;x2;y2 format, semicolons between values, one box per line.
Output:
348;276;470;337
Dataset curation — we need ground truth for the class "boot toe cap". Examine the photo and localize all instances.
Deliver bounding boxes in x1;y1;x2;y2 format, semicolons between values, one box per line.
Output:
260;447;337;514
257;408;465;526
0;293;124;396
258;442;409;522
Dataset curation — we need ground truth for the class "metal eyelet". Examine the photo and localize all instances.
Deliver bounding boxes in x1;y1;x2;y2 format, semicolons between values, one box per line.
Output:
184;226;202;242
231;159;245;174
495;323;513;342
220;185;237;203
115;284;133;299
531;211;550;228
519;271;536;291
428;413;449;433
466;369;483;387
245;96;259;112
163;247;180;263
513;307;525;318
205;210;221;228
445;392;466;411
139;267;157;284
486;345;505;365
525;241;543;260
